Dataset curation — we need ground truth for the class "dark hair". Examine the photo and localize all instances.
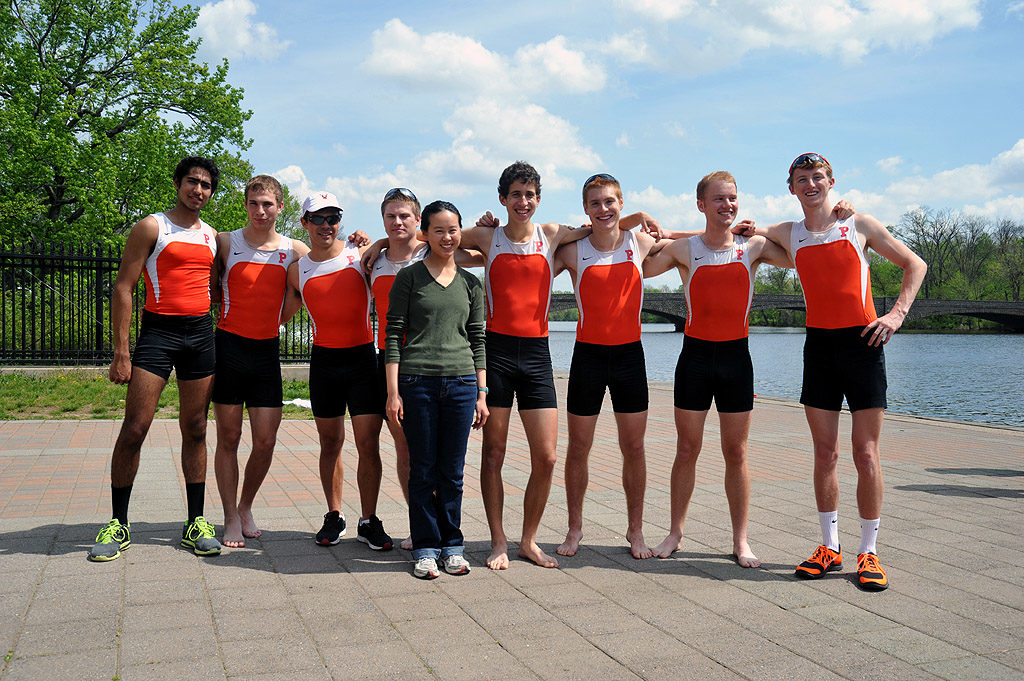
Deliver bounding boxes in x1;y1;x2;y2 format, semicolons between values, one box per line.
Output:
498;161;541;199
174;156;220;193
420;200;462;231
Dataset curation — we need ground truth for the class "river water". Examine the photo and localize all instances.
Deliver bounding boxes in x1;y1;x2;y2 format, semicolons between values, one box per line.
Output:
547;322;1024;427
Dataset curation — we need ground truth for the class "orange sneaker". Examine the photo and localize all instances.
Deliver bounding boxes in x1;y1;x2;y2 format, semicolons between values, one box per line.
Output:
857;552;889;591
794;544;842;579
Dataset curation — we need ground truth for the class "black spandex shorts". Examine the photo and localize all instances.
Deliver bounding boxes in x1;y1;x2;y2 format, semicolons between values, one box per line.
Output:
485;331;557;410
566;340;648;416
674;335;753;413
131;310;215;381
800;326;887;412
211;329;282;408
309;343;383;419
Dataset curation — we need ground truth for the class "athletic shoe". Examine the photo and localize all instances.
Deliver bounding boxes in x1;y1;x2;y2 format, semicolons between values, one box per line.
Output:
88;519;131;562
315;510;346;546
413;557;440;579
442;554;471;576
857;552;889;591
181;516;222;556
794;544;842;579
357;515;393;551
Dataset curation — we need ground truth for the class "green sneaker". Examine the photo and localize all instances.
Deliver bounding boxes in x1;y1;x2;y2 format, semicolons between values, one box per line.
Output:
181;516;222;556
88;519;131;562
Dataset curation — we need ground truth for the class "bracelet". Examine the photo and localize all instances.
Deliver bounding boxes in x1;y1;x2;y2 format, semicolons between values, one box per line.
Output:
478;387;489;394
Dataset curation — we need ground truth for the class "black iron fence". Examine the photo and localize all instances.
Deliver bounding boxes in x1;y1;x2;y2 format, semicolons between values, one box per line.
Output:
0;242;319;365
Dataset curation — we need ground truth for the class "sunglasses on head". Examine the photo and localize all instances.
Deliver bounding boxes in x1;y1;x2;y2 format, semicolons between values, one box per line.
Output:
305;214;341;226
583;173;617;188
384;187;417;201
789;153;831;174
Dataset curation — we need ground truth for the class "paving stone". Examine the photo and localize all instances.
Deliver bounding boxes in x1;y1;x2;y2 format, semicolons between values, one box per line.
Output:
3;647;117;681
851;627;969;664
213;606;305;642
220;635;322;677
920;655;1024;680
322;641;433;681
125;657;229;680
12;616;118;657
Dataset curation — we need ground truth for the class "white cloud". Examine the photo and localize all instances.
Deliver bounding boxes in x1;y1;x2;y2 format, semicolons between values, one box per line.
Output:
877;156;903;173
602;30;652;65
280;98;602;208
363;20;605;97
619;0;697;21
1007;2;1024;18
193;0;290;61
514;36;607;93
614;0;981;67
616;132;631;148
666;122;688;138
276;165;314;201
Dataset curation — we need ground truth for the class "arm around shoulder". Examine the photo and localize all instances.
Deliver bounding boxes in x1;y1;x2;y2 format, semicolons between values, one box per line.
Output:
643;237;688;278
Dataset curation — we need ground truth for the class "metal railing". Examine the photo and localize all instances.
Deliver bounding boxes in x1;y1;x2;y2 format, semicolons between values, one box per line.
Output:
0;242;320;365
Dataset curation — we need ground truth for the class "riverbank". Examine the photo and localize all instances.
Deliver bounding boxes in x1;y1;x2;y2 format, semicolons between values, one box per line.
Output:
1;377;1022;680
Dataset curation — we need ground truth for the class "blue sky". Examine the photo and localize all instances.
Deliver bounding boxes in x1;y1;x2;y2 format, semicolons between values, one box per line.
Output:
186;0;1024;287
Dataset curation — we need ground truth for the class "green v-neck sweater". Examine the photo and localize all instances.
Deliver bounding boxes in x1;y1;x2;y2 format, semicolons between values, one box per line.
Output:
384;261;486;375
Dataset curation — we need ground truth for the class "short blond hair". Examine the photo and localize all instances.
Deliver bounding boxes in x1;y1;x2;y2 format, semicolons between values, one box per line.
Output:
244;174;283;203
696;171;737;201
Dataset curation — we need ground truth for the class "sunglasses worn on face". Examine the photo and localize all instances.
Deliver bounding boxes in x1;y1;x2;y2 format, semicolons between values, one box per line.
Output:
384;187;417;201
583;173;617;189
789;153;831;174
306;214;341;226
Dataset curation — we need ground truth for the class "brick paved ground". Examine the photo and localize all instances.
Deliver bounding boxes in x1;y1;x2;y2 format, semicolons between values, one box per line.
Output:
1;380;1022;680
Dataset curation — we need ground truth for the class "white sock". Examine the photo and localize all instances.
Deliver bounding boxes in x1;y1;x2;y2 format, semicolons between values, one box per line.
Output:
818;510;839;551
859;517;880;555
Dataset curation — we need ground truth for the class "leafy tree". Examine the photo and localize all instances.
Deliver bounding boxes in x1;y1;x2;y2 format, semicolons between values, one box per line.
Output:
992;219;1024;301
895;208;960;298
0;0;252;245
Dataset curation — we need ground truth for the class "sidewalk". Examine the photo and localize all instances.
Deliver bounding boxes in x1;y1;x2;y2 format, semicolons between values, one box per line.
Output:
0;381;1022;680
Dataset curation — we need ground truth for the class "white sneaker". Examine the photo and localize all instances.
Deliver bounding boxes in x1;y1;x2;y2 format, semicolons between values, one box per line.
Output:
413;557;440;579
442;554;471;575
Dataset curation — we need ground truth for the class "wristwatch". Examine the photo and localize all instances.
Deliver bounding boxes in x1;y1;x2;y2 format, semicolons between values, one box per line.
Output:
478;387;489;393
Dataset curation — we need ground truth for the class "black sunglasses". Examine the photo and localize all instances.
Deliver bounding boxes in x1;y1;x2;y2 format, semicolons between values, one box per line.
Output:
305;214;341;226
384;187;417;201
789;153;831;174
583;173;617;188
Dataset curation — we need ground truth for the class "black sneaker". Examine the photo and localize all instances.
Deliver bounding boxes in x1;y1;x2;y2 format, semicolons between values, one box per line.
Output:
357;515;393;551
315;510;346;546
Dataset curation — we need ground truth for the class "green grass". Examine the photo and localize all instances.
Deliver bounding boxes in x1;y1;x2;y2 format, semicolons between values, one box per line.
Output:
0;372;315;420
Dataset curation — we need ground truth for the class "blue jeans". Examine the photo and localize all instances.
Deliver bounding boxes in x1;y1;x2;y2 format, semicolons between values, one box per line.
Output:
399;374;477;561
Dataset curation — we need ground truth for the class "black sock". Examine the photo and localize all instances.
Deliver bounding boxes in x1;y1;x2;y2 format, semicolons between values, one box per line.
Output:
185;482;205;523
111;485;132;525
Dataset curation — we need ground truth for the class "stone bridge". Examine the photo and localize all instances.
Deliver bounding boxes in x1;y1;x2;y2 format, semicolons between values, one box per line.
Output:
549;293;1024;331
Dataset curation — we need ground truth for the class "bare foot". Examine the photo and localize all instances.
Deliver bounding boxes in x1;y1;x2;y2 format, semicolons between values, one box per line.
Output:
238;507;261;539
732;541;761;568
222;516;245;548
400;536;412;551
652;532;683;558
627;530;653;559
556;529;583;556
518;541;558;568
487;542;510;570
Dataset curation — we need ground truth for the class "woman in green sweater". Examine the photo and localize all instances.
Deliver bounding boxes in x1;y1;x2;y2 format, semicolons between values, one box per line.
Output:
385;200;489;579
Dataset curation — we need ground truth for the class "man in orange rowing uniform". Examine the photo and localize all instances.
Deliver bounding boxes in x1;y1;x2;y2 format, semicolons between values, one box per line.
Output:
756;153;925;591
